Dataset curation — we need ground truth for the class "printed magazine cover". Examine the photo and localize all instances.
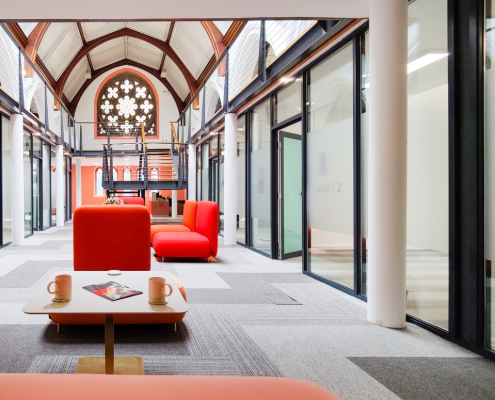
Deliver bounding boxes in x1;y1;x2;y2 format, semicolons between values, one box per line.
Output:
83;281;143;301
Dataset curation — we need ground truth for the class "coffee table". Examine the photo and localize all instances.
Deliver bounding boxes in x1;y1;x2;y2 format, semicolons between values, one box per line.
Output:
23;271;188;375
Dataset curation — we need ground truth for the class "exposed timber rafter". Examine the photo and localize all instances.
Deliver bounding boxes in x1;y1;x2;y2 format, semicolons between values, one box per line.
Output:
68;59;185;115
55;27;198;99
200;21;226;60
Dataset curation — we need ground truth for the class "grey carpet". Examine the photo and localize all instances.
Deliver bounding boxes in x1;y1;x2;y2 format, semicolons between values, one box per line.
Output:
7;241;73;250
0;260;74;288
349;357;495;400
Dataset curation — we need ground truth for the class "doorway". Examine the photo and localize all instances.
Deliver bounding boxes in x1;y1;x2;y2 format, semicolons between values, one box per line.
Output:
277;122;302;259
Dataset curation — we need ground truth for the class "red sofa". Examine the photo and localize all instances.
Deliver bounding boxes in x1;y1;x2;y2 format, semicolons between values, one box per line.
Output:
150;200;198;244
120;197;145;205
53;205;186;325
152;201;218;260
0;375;341;399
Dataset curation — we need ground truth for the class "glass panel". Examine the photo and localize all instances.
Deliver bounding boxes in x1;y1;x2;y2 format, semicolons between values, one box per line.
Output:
23;133;32;237
33;159;39;231
281;122;302;256
210;136;218;157
361;31;369;295
33;137;41;158
250;100;271;254
275;78;302;124
306;43;354;288
219;131;225;234
406;0;449;331
202;143;209;200
42;144;50;230
486;0;495;351
237;115;246;244
2;116;12;244
51;148;56;225
197;145;202;199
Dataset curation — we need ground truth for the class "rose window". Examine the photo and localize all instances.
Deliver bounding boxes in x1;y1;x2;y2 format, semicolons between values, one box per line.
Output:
97;71;157;137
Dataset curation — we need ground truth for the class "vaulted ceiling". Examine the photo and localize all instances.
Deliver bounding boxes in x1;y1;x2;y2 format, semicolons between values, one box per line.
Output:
7;21;245;114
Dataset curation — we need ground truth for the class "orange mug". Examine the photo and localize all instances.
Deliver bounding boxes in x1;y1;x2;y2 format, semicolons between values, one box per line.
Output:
149;277;173;304
47;274;72;302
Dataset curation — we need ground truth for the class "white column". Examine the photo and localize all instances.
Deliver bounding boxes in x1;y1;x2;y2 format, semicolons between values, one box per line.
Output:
10;113;24;245
55;145;65;227
187;143;196;200
75;158;82;208
172;190;178;219
367;0;408;328
224;113;238;246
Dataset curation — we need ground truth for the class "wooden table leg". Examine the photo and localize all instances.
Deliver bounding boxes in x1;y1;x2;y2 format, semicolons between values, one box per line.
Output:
105;314;114;375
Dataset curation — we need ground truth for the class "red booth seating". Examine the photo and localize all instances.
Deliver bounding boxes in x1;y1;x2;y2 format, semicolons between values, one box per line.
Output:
0;375;341;400
150;200;198;244
53;205;186;325
121;197;145;205
152;201;218;260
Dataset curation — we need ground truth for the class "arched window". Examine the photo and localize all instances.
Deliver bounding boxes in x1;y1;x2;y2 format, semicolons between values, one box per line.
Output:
96;70;158;139
95;167;117;196
150;167;159;193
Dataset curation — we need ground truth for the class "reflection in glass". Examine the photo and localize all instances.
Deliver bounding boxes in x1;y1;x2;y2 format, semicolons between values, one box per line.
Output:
201;143;209;201
197;145;202;199
485;0;495;351
237;116;246;244
406;0;449;331
219;131;225;234
2;116;12;244
23;133;32;237
250;100;271;254
33;159;39;231
51;148;56;225
275;78;302;123
361;32;369;295
306;43;354;288
42;144;51;230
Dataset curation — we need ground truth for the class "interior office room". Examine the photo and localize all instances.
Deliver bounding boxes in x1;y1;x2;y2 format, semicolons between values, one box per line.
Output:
0;0;494;399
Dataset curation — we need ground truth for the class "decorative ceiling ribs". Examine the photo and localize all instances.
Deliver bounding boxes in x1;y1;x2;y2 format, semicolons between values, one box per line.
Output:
68;59;185;115
55;27;198;98
200;21;225;60
76;22;94;73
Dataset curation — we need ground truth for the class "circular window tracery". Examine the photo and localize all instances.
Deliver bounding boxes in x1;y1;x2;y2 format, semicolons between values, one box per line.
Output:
96;71;157;138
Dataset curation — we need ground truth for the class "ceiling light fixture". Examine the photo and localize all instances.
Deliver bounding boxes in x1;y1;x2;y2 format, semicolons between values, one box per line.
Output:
85;69;92;79
160;68;167;78
407;53;448;74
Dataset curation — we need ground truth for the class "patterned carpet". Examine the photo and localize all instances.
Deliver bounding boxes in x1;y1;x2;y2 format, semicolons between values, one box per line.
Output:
0;222;493;400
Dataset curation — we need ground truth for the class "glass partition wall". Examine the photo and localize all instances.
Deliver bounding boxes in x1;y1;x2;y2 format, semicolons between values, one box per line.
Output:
1;114;12;247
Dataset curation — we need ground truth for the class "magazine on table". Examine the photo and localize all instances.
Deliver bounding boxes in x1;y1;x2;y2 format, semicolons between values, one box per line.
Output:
83;281;142;301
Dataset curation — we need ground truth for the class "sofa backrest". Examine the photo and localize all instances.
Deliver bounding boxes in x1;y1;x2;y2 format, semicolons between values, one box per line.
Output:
195;201;219;257
73;205;151;271
121;197;145;206
183;200;198;232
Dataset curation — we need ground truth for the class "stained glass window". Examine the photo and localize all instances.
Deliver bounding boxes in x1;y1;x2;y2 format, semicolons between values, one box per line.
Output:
96;71;157;138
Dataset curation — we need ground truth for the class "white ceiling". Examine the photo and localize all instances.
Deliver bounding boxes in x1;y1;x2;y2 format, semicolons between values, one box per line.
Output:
36;21;227;103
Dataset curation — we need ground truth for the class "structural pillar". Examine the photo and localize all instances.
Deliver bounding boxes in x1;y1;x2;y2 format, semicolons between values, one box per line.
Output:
172;190;178;219
367;0;408;328
55;145;65;227
187;144;196;200
10;113;24;245
224;113;238;246
75;158;82;208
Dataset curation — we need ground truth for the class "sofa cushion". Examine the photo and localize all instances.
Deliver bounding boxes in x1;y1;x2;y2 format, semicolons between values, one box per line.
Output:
153;232;211;259
182;200;198;231
0;375;341;400
74;205;150;271
120;197;145;205
150;224;191;244
195;201;219;257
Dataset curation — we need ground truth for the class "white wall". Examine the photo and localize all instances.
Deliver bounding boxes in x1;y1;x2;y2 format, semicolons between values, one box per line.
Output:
74;66;180;151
